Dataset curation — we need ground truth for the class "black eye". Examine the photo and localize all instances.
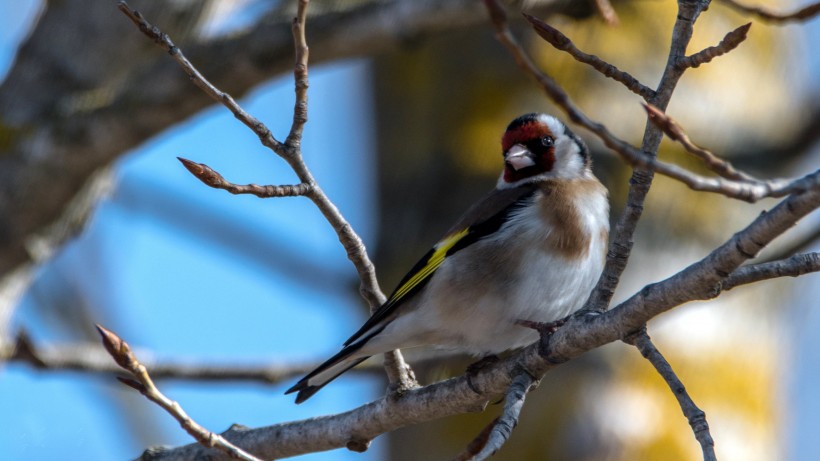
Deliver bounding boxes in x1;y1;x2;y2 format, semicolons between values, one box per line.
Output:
541;136;554;147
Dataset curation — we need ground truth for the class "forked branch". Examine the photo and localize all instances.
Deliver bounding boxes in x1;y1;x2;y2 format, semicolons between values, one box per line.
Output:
135;183;820;460
117;0;411;386
678;22;751;69
96;325;263;461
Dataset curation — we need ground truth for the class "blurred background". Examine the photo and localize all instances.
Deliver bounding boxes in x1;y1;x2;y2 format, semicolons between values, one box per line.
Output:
0;0;818;460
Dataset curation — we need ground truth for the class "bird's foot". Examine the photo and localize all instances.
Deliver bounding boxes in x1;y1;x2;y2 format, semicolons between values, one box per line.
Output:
571;308;602;321
466;354;500;395
386;361;420;399
515;317;568;336
515;316;574;361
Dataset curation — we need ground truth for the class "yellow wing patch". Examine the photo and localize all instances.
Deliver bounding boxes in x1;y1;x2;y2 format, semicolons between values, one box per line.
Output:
389;228;469;303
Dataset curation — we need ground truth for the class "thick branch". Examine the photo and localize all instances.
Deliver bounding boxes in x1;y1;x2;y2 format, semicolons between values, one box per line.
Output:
134;182;820;460
0;167;116;345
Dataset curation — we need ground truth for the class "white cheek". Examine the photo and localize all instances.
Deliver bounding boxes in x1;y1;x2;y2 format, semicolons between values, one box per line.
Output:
552;138;585;178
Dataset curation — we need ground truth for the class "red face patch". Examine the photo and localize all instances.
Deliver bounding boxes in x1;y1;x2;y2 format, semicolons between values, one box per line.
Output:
501;121;554;154
501;119;557;183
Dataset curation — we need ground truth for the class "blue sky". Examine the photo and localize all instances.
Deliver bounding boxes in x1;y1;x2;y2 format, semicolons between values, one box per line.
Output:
0;2;384;459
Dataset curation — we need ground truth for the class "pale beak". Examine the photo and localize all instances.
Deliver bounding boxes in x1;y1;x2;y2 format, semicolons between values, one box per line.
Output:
505;144;536;171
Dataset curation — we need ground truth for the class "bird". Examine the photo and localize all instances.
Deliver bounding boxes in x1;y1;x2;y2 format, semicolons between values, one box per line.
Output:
286;113;609;404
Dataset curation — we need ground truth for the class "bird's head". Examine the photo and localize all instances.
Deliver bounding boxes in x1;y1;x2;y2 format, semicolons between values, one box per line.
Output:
499;113;591;188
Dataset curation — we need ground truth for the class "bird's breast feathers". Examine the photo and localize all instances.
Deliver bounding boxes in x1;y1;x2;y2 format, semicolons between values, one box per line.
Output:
380;178;609;354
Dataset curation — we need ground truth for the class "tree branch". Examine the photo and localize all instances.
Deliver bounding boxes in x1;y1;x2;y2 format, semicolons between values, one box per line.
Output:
625;329;716;461
592;0;709;311
486;0;784;312
285;0;309;147
641;102;818;200
452;417;497;461
117;2;286;156
177;158;312;198
3;330;317;384
677;22;751;69
471;371;535;460
0;166;116;347
717;0;820;23
132;181;820;460
594;0;620;26
3;329;467;385
0;0;509;279
523;13;654;99
721;252;820;291
642;102;756;182
96;325;264;461
117;0;414;397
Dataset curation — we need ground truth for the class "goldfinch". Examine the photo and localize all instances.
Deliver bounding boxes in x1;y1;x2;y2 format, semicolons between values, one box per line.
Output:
287;113;609;403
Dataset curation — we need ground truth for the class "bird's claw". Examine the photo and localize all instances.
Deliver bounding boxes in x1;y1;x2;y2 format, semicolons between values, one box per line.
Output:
466;354;500;394
515;317;568;337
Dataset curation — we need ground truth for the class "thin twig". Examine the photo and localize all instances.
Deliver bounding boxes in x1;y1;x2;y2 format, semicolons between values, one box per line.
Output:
641;103;819;200
117;2;284;156
722;252;820;291
3;329;464;383
625;330;716;461
177;157;312;198
471;372;535;461
119;0;384;305
594;0;710;312
285;0;309;147
678;23;751;69
718;0;820;23
95;325;264;461
117;0;411;386
488;1;798;206
642;102;755;182
3;331;316;383
758;227;820;264
594;0;620;25
523;13;654;99
452;417;498;461
488;0;710;315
